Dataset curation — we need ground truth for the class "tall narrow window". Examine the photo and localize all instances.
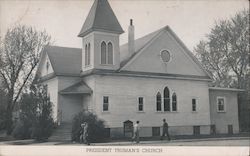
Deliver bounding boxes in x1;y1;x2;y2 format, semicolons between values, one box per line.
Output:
103;96;109;111
138;97;143;111
107;42;113;64
172;93;177;111
87;43;90;65
85;44;88;66
46;59;50;74
101;41;106;64
164;87;170;111
156;92;162;111
192;98;196;112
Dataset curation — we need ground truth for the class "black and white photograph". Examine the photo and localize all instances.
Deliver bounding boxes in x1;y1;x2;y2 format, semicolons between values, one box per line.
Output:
0;0;249;155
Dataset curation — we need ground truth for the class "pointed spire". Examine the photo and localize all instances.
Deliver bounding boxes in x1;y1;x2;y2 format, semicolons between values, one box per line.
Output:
78;0;124;37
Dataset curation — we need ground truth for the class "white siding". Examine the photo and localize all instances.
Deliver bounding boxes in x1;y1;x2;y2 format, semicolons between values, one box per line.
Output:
44;77;58;121
93;75;211;128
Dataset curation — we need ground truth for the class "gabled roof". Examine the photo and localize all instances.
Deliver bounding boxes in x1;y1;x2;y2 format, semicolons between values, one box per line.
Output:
78;0;124;37
44;46;82;76
60;81;92;94
120;27;163;67
119;26;212;79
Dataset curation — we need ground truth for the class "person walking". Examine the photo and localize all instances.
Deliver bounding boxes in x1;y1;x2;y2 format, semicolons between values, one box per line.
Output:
161;119;171;141
132;121;140;143
80;122;90;145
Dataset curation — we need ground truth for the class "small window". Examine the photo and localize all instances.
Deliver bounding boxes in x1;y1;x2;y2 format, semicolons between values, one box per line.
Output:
217;97;225;112
193;126;200;135
192;98;197;112
103;96;109;111
156;92;162;111
228;125;233;134
46;59;50;74
138;97;143;111
161;50;171;63
152;127;160;136
172;93;177;111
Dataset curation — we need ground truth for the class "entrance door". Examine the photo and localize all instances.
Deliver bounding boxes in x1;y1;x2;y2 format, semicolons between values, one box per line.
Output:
61;95;83;123
124;120;133;137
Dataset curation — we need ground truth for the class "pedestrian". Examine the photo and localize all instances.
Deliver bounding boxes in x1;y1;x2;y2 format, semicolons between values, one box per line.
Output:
132;121;140;143
80;122;90;145
79;123;85;144
161;119;171;141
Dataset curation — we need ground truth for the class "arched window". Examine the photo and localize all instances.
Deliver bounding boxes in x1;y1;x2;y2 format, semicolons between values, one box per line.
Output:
163;87;170;111
156;92;162;111
85;44;88;66
101;41;106;64
87;43;91;65
107;42;113;64
172;93;177;111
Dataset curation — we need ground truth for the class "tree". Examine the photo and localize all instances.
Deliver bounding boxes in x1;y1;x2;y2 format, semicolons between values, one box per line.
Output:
0;83;7;130
0;25;51;134
194;10;250;131
12;83;54;140
195;10;249;88
31;83;54;141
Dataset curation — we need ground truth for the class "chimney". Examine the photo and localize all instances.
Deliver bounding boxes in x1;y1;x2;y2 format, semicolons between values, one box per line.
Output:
128;19;135;56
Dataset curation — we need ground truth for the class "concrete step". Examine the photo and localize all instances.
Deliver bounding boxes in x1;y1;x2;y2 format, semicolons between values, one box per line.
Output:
49;123;72;142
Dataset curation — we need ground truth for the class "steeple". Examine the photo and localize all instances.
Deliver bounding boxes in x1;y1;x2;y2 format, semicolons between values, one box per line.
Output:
78;0;124;37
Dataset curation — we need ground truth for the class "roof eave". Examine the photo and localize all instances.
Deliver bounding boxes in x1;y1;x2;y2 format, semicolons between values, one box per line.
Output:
209;87;245;92
78;28;124;37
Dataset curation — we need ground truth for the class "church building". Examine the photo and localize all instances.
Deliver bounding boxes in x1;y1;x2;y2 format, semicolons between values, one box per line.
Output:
37;0;242;139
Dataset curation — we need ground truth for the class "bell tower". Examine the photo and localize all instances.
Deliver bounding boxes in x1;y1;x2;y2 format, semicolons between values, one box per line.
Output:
78;0;124;72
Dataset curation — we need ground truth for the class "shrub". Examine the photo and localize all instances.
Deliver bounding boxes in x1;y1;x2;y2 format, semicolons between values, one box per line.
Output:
12;120;32;139
12;84;54;141
71;111;107;143
31;95;54;141
0;88;7;130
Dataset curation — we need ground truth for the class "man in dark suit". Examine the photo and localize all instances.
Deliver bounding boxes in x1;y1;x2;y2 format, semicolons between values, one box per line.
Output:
161;119;171;141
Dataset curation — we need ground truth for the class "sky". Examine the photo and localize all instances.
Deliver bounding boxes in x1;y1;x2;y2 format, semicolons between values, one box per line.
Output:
0;0;248;51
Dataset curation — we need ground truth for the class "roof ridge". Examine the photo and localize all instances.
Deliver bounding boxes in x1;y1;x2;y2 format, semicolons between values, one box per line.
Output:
120;25;168;47
46;45;81;50
119;26;168;70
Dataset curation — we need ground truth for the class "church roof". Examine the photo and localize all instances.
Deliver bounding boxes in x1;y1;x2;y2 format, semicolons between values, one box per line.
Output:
119;26;212;79
45;46;82;76
120;27;163;67
78;0;124;37
60;81;92;94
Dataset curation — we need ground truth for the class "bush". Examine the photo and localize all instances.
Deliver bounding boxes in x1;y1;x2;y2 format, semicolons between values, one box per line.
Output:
0;88;7;130
12;84;54;141
31;98;54;141
12;120;32;139
71;111;107;143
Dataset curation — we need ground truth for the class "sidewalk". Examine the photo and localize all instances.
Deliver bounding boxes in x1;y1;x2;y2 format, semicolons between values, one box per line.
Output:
1;136;249;145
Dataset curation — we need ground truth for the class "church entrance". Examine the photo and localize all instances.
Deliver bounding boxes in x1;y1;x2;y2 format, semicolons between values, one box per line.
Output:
60;95;83;123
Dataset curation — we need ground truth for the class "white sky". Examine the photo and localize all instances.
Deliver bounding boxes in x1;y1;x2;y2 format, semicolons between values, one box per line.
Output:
0;0;248;51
